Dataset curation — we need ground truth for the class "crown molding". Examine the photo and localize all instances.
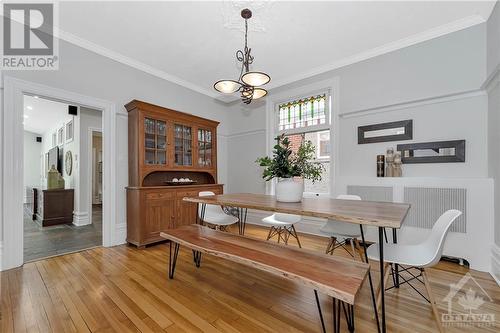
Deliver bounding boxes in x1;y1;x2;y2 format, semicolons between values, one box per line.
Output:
269;15;486;90
56;15;485;103
57;30;219;99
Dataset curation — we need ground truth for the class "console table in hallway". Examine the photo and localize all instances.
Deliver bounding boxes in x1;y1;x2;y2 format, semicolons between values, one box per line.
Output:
183;193;411;333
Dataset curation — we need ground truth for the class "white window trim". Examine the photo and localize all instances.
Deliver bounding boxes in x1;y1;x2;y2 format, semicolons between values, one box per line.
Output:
265;77;340;198
316;131;330;160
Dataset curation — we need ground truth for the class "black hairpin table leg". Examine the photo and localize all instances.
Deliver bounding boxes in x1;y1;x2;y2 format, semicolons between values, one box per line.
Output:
359;226;381;333
392;228;399;288
378;227;386;333
315;290;356;333
169;242;180;279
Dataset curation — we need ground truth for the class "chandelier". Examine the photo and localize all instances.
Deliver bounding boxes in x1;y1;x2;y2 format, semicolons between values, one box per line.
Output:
214;8;270;104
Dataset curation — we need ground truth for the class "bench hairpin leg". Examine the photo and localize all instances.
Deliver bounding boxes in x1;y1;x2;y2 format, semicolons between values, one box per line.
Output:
333;298;341;333
169;242;180;279
193;250;202;268
314;290;326;333
342;301;355;332
360;226;381;333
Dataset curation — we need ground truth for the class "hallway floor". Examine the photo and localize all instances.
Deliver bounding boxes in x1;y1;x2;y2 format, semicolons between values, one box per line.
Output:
23;204;102;262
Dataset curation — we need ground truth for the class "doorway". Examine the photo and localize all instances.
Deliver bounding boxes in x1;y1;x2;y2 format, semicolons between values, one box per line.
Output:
2;76;117;271
22;95;103;262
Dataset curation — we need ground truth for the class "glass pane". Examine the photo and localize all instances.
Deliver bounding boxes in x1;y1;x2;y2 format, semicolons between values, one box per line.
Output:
145;133;155;148
198;142;204;165
278;94;327;131
145;118;155;133
157;135;166;149
156;120;166;136
145;149;155;165
157;150;167;165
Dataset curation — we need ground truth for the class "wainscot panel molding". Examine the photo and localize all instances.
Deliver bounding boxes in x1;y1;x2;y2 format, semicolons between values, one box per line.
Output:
340;89;486;119
336;176;494;273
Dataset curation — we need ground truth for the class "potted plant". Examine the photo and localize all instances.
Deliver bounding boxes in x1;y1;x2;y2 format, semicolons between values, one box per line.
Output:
256;134;325;202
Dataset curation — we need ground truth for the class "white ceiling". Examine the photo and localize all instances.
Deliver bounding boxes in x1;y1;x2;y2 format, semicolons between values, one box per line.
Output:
23;95;69;135
57;1;496;102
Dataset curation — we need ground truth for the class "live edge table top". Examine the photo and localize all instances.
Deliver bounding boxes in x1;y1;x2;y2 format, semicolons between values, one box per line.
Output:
183;193;410;229
161;225;369;304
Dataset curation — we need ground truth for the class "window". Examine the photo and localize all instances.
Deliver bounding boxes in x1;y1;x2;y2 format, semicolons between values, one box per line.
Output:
277;93;331;195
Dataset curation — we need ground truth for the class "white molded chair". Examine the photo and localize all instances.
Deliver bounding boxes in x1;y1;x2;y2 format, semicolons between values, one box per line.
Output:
367;209;462;333
262;213;302;248
320;194;364;261
198;191;239;231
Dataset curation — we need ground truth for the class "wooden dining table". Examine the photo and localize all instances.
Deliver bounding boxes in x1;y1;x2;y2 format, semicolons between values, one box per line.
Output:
184;193;411;333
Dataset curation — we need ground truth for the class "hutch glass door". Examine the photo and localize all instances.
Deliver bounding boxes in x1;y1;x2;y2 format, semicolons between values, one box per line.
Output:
174;124;192;166
144;118;167;165
197;129;213;167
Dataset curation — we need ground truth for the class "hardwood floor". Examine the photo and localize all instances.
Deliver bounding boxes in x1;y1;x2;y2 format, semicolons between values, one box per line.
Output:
23;205;102;262
2;224;499;332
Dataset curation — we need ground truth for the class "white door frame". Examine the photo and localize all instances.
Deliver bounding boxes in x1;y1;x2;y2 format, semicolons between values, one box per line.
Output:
2;76;117;270
88;127;103;225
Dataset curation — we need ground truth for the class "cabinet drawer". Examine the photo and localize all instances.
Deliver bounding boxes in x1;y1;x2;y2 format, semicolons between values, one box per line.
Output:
146;192;174;200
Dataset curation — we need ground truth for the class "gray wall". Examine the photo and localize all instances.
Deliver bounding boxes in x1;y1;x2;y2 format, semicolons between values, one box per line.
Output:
227;24;488;193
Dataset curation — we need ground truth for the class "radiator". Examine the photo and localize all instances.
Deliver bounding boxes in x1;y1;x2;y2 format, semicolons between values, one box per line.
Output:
403;187;466;233
347;185;393;202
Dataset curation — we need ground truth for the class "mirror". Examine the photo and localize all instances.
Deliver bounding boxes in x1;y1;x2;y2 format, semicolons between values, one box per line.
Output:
358;120;412;144
397;140;465;163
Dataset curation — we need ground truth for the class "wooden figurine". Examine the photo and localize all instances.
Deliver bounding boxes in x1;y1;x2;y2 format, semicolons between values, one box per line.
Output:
393;152;403;177
385;148;394;177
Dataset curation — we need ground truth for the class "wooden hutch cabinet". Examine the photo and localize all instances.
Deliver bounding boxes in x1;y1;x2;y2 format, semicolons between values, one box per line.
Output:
126;100;223;247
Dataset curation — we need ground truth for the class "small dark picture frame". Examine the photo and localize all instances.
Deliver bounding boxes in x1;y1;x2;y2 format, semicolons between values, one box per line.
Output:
397;140;466;164
358;120;413;144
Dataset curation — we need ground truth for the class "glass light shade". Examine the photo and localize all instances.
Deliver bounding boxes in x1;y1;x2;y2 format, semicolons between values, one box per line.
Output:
214;80;241;93
241;71;270;87
252;88;267;99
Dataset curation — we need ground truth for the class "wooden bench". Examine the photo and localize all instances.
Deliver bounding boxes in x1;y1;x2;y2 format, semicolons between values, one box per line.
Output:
161;225;370;332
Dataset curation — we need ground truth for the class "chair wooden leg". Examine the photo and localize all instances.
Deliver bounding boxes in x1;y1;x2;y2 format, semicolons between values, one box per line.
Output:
422;269;445;333
266;226;274;240
291;225;302;248
326;237;336;255
349;239;357;258
375;262;391;319
353;238;365;262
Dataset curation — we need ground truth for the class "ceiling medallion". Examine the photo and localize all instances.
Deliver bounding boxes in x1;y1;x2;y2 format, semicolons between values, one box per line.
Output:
214;8;270;104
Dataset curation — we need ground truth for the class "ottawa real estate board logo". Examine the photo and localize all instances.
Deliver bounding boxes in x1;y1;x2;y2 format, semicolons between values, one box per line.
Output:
1;2;59;70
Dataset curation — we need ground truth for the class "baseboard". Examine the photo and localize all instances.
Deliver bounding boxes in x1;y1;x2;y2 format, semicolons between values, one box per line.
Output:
73;211;90;226
115;223;127;245
492;244;500;286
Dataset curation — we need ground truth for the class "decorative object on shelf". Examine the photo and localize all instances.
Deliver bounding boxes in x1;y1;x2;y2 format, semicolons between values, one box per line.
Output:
47;165;65;189
57;126;64;146
397;140;465;164
358;119;413;144
393;152;402;177
376;155;385;177
256;134;324;202
385;147;394;177
213;8;270;104
65;120;74;143
65;150;73;176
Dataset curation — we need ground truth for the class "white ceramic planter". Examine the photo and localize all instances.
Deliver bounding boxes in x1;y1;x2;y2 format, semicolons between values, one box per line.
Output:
275;177;304;202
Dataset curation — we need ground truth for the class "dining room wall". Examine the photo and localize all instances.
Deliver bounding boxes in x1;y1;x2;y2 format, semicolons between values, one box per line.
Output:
225;22;495;273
